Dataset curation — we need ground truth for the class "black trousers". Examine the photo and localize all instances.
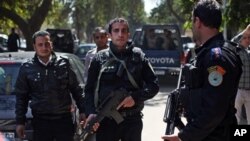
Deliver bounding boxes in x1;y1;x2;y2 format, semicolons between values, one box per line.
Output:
32;116;75;141
96;113;143;141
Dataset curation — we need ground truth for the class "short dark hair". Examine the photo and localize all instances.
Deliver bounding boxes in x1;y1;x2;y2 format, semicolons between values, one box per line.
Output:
32;30;50;44
92;27;107;36
107;17;129;33
193;0;222;29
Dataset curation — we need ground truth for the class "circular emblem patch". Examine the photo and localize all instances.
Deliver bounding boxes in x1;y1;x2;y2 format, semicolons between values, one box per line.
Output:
208;71;223;87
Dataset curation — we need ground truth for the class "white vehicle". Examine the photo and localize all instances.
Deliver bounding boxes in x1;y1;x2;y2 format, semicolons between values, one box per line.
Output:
0;33;8;52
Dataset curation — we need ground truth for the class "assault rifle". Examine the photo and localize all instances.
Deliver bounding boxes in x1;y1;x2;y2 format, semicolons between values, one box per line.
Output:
80;88;128;140
163;65;186;135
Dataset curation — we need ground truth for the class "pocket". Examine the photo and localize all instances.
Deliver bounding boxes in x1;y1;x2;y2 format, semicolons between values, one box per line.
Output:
102;62;119;80
27;72;42;90
54;65;69;89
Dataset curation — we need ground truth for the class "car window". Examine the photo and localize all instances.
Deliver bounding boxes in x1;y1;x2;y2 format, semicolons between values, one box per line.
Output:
0;36;8;47
181;36;192;44
75;44;96;57
76;47;90;55
133;25;182;51
0;64;20;95
46;29;78;53
144;28;178;50
132;29;143;46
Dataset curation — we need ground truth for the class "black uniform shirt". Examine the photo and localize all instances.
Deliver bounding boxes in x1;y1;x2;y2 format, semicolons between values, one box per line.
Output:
84;42;159;116
178;33;242;141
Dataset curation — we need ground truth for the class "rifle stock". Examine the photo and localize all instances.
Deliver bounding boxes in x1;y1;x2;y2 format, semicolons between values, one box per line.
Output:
80;88;128;140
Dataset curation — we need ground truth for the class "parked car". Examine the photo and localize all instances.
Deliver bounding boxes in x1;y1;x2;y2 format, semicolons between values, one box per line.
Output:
0;33;8;52
74;43;96;63
0;51;85;141
19;38;27;50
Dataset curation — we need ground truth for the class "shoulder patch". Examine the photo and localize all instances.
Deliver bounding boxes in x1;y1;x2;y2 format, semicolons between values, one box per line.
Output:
207;65;226;87
210;47;222;60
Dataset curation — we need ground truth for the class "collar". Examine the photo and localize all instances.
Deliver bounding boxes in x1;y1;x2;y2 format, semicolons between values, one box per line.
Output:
109;41;134;59
195;33;224;55
38;55;52;66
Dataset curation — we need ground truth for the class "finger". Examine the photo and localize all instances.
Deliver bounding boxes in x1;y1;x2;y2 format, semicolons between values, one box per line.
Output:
116;103;124;110
161;135;169;140
84;121;88;128
84;119;90;128
80;120;85;127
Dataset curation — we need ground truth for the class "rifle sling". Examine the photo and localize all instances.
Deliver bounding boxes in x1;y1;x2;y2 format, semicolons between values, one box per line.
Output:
94;49;139;107
109;49;139;89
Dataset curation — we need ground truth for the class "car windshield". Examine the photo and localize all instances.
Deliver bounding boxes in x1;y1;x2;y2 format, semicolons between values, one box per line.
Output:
133;26;181;51
143;28;179;50
0;64;20;95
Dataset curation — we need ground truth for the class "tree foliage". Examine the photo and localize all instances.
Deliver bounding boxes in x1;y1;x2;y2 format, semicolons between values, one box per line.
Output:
148;0;250;38
0;0;56;51
225;0;250;38
71;0;146;42
0;0;146;48
2;0;247;50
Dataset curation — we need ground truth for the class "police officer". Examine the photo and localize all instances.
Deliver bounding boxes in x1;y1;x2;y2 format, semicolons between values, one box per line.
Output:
162;0;242;141
84;17;159;141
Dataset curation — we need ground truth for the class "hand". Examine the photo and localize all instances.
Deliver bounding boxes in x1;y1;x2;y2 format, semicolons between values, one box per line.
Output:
79;113;86;127
116;96;135;110
16;124;26;139
161;134;181;141
84;114;99;132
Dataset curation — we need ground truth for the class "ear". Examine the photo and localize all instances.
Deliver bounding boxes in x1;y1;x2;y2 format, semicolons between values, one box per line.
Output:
195;17;202;28
108;33;111;38
33;44;36;51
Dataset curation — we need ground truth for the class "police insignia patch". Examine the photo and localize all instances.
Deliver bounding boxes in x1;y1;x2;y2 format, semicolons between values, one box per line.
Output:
210;47;222;60
207;65;226;87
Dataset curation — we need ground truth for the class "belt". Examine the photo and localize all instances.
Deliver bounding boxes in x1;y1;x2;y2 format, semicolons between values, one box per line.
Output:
120;111;142;117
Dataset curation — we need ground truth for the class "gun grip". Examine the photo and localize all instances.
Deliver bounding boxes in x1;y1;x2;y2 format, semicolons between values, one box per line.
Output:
111;111;124;124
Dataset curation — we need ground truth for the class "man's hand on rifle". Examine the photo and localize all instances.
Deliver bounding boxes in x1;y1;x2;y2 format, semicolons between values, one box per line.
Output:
84;114;99;132
79;113;86;127
161;134;182;141
116;96;135;110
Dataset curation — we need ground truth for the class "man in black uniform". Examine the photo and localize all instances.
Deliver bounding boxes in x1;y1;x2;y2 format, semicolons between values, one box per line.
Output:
162;0;242;141
15;30;86;141
84;17;159;141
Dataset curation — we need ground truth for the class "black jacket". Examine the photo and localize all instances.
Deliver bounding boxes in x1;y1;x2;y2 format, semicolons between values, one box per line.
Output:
178;33;242;141
15;52;85;124
84;41;159;116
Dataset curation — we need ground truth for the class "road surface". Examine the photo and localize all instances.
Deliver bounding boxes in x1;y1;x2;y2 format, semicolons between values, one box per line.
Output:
142;84;176;141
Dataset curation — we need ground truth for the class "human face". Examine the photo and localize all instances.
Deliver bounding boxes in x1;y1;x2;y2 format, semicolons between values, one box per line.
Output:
93;32;108;50
33;35;53;60
240;32;250;48
109;22;130;50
